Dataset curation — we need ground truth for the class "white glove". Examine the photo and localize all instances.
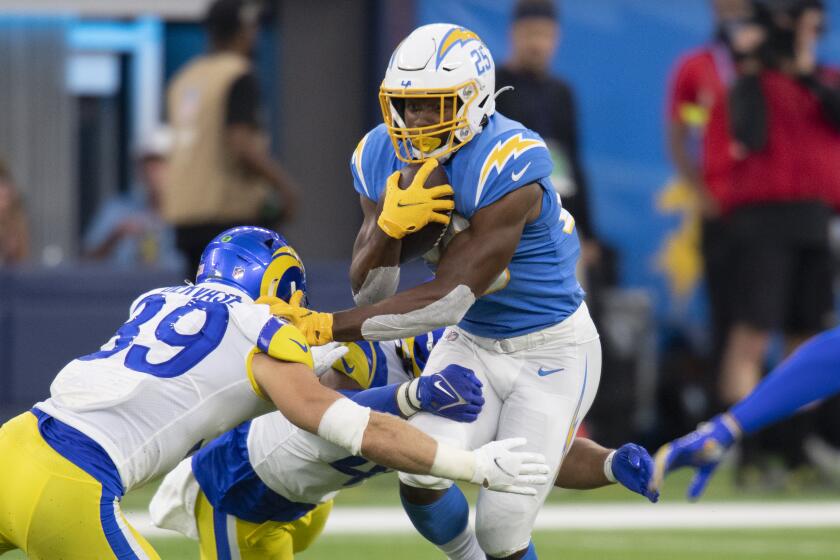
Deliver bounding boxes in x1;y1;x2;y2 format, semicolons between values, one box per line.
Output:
310;342;349;377
471;437;550;496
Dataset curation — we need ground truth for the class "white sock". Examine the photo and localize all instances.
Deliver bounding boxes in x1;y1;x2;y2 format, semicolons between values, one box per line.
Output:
439;526;484;560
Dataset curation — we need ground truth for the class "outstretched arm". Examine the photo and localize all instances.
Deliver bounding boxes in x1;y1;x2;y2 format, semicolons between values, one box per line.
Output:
652;326;840;500
322;363;484;422
252;354;546;494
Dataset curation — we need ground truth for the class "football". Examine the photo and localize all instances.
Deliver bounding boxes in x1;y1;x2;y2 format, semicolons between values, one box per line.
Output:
397;162;453;263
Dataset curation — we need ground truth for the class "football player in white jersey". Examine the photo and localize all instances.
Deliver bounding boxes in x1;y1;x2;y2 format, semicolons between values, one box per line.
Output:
152;329;658;560
259;23;602;560
150;330;486;559
0;226;549;560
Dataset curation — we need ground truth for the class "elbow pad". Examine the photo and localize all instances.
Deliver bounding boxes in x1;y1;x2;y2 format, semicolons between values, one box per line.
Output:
360;285;476;341
353;266;400;306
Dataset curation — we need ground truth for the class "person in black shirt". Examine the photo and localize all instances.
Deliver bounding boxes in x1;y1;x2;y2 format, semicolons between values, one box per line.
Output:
495;0;599;267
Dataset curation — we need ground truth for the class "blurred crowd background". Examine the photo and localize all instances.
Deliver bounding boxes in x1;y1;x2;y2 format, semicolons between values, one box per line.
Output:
1;0;840;492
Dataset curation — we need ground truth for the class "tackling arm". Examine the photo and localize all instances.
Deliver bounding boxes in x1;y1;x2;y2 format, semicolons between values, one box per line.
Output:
251;354;546;494
334;183;542;341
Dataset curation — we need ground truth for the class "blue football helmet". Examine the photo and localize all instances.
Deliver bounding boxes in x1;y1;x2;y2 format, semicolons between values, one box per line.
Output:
398;328;445;377
196;226;306;302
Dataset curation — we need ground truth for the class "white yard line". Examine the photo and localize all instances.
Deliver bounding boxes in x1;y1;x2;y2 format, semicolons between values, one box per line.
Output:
126;502;840;539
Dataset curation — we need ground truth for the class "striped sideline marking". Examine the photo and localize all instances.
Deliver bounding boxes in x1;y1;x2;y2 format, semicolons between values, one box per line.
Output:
127;502;840;539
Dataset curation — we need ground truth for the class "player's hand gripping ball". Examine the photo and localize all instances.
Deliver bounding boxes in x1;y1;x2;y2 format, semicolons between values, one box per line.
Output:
377;158;454;262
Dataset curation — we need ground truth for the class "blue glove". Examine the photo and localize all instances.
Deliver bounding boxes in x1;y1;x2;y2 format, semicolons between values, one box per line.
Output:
609;443;659;503
414;364;484;422
651;414;740;501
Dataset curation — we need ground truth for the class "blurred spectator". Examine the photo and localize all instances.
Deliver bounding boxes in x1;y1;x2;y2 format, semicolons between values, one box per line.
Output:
720;0;840;407
83;128;183;271
0;160;29;265
666;0;752;382
163;0;302;273
495;0;603;271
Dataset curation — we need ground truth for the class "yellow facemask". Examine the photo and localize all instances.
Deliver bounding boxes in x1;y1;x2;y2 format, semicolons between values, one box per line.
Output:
379;81;479;163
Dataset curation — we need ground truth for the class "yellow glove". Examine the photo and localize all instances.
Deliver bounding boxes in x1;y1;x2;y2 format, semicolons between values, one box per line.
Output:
256;290;334;346
377;158;455;239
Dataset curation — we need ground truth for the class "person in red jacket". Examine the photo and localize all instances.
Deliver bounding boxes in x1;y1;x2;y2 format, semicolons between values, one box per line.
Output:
666;0;752;388
720;0;839;412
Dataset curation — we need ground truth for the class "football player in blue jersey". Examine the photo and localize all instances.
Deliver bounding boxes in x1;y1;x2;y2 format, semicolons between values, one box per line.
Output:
259;24;602;560
651;326;840;501
0;226;550;560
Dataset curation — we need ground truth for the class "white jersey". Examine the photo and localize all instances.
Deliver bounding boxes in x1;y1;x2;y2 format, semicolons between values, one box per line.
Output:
35;281;311;492
247;340;411;504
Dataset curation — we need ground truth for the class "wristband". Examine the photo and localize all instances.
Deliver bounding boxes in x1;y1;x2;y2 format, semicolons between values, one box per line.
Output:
603;450;617;483
396;378;422;417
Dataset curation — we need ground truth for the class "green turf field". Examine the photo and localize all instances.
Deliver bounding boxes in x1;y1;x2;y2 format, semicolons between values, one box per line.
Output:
3;469;838;559
4;529;838;559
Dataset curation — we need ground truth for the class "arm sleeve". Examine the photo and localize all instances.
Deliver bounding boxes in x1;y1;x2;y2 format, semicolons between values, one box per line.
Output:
345;384;401;416
730;327;840;434
728;74;767;151
226;73;260;127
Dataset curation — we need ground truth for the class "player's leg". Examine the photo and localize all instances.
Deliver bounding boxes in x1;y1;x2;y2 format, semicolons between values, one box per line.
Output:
721;210;791;406
474;322;602;558
224;503;332;560
195;490;241;560
398;328;502;560
288;500;332;554
0;412;160;559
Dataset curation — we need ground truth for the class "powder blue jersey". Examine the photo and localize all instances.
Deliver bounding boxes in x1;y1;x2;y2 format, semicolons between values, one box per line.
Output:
351;113;584;338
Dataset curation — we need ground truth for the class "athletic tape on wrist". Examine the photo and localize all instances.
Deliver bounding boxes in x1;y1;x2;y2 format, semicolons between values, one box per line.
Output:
317;398;371;456
431;443;476;484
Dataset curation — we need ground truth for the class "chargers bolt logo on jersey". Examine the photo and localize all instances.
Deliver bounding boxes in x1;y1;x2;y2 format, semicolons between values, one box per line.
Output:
477;134;546;206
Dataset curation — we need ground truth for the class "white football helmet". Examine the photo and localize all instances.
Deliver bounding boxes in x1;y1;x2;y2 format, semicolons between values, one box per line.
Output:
379;23;497;163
